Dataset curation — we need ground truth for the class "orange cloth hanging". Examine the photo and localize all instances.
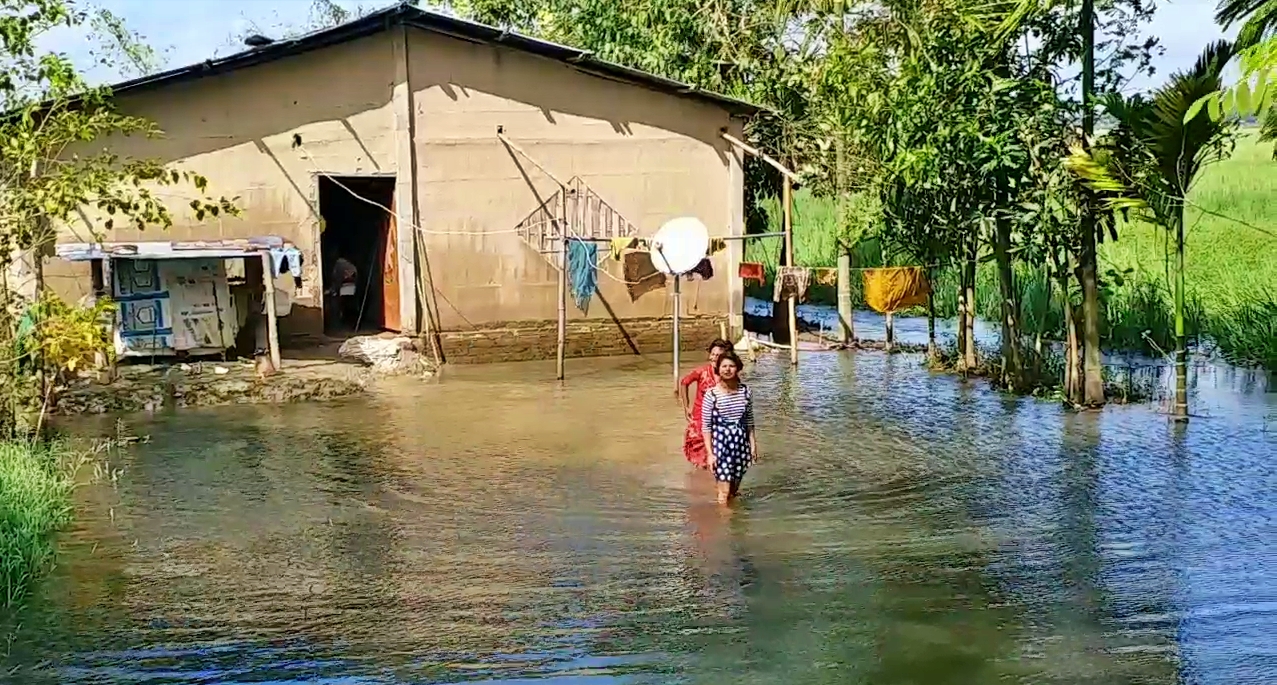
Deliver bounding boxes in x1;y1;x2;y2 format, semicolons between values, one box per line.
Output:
862;267;930;313
738;262;765;285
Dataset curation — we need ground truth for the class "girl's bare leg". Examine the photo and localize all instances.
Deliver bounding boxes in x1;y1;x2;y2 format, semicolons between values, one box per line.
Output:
715;481;731;505
727;479;742;501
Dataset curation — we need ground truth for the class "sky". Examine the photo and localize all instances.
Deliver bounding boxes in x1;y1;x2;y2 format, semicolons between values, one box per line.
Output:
41;0;1236;92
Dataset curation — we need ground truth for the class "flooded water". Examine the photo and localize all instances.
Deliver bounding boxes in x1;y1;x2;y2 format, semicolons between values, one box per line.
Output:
4;346;1276;684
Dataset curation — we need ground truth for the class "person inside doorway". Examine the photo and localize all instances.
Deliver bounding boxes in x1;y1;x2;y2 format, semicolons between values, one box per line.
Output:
327;256;359;330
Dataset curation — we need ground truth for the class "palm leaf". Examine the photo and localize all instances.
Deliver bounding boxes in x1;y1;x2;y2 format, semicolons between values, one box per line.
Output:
1068;42;1234;230
1218;0;1277;50
1144;40;1234;197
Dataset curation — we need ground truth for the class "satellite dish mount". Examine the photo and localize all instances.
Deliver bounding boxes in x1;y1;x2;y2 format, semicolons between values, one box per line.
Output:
651;217;710;382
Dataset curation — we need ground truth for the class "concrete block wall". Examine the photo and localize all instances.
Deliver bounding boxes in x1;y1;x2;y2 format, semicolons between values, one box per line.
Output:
438;315;726;364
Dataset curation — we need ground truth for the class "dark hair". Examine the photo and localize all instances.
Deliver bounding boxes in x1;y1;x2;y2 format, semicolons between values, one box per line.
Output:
707;338;733;353
714;350;744;375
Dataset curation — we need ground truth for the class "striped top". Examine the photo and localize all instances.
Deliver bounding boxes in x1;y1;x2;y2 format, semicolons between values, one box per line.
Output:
701;384;754;435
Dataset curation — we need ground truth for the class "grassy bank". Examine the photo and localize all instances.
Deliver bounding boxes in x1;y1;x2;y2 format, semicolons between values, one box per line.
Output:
0;441;80;610
747;134;1277;369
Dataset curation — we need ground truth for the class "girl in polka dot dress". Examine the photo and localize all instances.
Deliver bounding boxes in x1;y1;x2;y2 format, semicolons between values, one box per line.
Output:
700;351;760;504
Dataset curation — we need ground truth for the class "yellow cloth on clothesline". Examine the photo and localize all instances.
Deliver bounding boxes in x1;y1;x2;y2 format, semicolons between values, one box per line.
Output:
862;267;930;313
609;236;646;261
610;236;728;262
813;268;837;286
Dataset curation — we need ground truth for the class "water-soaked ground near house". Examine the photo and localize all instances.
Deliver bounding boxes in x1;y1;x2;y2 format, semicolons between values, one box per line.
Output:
4;351;1275;684
53;358;371;415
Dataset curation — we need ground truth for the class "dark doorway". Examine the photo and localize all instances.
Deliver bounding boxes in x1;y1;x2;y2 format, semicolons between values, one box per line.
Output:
318;175;400;335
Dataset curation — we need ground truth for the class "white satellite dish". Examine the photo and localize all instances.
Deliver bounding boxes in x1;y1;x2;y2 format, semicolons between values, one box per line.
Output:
650;217;709;275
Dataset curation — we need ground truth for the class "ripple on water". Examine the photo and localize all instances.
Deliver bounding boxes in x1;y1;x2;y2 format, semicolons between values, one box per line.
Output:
3;350;1275;684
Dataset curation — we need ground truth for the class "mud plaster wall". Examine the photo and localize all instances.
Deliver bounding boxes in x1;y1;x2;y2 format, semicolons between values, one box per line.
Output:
408;29;744;332
44;34;401;338
440;315;727;364
42;28;746;346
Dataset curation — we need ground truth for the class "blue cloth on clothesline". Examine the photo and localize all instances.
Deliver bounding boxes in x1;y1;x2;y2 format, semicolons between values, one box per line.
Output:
567;239;598;313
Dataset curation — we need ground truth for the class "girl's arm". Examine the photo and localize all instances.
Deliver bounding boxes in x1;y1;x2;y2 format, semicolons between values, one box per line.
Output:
676;369;699;415
746;393;760;462
701;389;716;463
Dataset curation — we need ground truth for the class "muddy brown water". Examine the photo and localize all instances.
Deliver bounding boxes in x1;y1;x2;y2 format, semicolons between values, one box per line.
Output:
3;348;1276;684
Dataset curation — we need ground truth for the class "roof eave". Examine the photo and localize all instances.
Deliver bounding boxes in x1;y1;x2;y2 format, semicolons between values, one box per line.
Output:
101;4;762;117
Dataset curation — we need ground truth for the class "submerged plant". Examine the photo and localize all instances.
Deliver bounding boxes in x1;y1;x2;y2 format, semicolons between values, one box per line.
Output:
1067;40;1236;421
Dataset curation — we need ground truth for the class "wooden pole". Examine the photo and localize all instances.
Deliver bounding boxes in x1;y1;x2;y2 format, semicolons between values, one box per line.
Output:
720;132;800;181
885;311;895;352
260;253;282;372
783;177;798;366
556;234;567;381
672;274;681;383
837;251;853;344
497;131;569;189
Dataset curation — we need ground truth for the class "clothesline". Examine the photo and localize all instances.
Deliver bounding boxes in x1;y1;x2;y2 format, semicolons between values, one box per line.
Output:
560;232;786;243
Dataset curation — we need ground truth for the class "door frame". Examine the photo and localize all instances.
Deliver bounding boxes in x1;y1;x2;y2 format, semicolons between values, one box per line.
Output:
309;171;405;333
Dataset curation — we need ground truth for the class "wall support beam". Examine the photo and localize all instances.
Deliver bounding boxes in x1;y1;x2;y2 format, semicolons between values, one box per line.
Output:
392;25;422;334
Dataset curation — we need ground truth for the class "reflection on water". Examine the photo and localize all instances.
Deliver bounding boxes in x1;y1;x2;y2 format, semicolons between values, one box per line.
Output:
4;350;1276;684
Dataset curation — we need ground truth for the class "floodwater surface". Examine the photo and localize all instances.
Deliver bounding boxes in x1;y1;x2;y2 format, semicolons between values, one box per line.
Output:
3;348;1276;684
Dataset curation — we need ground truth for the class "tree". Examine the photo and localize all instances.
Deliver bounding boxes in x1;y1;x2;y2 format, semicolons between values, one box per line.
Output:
1068;41;1236;421
0;0;236;434
1216;0;1277;50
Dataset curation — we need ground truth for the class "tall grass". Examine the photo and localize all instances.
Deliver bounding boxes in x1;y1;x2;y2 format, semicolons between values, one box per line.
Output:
0;441;81;610
750;134;1277;369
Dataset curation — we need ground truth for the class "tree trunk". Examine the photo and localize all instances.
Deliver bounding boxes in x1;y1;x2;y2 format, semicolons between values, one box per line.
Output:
1051;249;1081;403
1033;265;1048;384
1079;233;1104;405
837;250;853;344
835;137;854;345
772;232;792;346
926;270;938;362
1173;208;1189;421
993;217;1024;390
962;239;978;371
32;221;51;409
1079;0;1105;407
957;260;970;371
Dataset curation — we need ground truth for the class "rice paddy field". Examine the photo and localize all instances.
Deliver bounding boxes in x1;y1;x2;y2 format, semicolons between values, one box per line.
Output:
747;132;1277;369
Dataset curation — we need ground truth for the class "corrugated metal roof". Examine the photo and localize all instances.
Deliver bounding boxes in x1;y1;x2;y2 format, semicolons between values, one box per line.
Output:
106;2;761;117
57;237;285;262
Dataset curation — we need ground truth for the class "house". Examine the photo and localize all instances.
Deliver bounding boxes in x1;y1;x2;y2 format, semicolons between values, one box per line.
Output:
45;3;757;363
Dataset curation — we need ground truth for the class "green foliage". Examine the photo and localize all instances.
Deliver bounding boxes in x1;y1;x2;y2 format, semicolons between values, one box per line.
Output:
0;1;239;435
783;131;1277;370
1076;41;1236;231
0;439;81;609
21;291;115;375
1216;0;1277;50
0;1;240;254
450;0;835;228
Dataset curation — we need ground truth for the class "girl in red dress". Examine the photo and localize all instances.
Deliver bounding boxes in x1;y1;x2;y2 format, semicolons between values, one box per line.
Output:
677;339;733;469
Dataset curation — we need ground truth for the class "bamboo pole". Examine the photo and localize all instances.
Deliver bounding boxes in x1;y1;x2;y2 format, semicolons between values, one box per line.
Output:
783;177;798;366
556;234;567;381
673;275;682;383
837;252;853;344
497;130;569;189
260;253;281;372
720;132;800;180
